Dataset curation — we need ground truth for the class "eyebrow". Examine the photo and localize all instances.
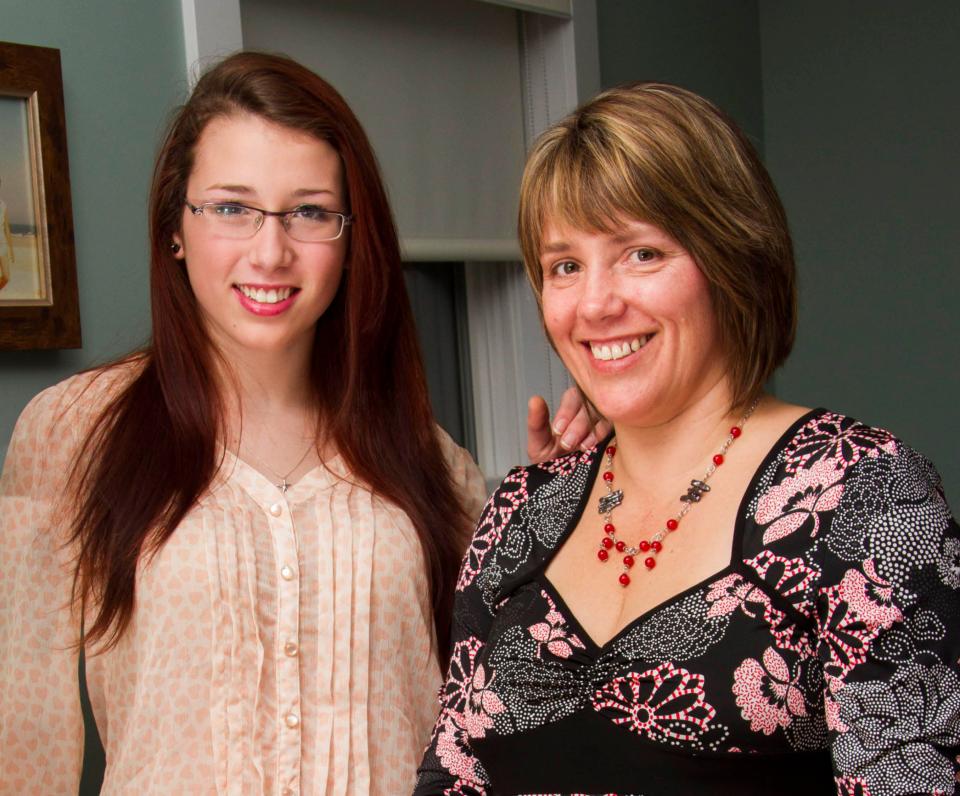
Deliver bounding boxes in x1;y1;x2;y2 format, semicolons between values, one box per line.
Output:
540;228;667;255
202;184;337;198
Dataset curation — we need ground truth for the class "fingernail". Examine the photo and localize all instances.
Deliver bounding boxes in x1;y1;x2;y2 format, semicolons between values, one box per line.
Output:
560;433;575;450
581;434;597;450
553;417;569;435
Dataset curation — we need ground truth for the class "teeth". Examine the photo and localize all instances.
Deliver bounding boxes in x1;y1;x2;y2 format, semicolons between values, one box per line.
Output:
590;335;651;361
238;285;292;304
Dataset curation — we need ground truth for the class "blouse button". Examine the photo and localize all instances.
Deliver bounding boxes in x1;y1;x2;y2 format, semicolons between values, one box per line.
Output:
280;565;295;581
285;713;300;729
269;502;283;517
284;640;299;657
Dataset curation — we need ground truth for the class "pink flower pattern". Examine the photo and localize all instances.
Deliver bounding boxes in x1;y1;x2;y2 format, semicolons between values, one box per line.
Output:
838;560;903;632
747;550;818;613
537;446;595;476
528;589;586;659
756;457;845;544
457;468;529;590
733;647;808;734
835;775;873;796
591;662;718;744
705;573;771;619
461;663;506;739
816;582;884;681
435;714;484;786
783;413;897;473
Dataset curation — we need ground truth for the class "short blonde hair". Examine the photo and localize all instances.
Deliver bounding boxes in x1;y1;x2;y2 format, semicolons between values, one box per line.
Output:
519;82;796;410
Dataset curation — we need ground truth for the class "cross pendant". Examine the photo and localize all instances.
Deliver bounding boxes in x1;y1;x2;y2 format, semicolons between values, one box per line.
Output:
277;478;289;494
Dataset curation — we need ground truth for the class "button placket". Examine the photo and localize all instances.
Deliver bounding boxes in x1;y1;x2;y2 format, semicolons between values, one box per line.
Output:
266;496;303;787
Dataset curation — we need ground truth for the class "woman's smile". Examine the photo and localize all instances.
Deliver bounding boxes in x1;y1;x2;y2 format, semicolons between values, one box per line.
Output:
540;217;727;427
233;283;300;315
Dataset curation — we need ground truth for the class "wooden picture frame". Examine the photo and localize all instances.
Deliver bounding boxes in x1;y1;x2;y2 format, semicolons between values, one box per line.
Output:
0;41;80;349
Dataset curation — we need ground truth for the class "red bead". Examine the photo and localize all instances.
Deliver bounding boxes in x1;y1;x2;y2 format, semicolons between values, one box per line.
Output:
604;523;616;535
644;557;656;569
651;540;663;553
666;518;679;531
713;454;724;465
615;540;626;552
730;426;742;438
618;573;631;586
597;549;609;562
603;471;615;482
638;540;650;552
606;445;617;456
623;555;635;568
602;536;614;549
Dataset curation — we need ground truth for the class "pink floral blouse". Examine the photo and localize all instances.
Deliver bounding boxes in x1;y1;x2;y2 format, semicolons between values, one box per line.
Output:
416;410;960;796
0;368;487;794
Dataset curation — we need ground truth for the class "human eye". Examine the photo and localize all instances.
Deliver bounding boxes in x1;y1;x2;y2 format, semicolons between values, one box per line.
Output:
630;247;662;264
212;203;250;216
291;204;331;222
548;260;581;278
208;203;255;224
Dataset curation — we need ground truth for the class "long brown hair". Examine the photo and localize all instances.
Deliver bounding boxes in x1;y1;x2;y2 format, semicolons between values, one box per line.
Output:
70;52;470;666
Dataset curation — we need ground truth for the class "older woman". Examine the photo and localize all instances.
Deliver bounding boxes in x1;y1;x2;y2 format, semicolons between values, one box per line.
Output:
416;83;960;796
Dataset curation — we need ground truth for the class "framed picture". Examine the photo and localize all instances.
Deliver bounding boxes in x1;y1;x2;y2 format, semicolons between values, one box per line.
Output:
0;41;80;349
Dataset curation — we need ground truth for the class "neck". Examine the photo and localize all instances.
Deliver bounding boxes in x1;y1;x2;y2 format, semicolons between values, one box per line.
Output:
213;338;317;440
611;382;751;487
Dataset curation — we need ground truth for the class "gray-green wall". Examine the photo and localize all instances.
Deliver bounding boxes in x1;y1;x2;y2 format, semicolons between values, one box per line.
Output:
0;0;187;457
597;1;958;500
761;2;960;502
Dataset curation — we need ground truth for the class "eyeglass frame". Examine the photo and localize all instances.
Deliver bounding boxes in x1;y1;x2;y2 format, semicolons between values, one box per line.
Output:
185;201;354;242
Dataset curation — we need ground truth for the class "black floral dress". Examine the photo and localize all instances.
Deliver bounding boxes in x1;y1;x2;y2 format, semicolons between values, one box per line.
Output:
415;410;960;796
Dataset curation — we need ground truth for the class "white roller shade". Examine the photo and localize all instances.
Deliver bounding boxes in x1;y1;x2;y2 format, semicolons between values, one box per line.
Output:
241;0;528;260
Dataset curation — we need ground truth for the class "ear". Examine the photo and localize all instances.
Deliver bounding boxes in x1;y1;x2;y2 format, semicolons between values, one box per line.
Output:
171;232;185;260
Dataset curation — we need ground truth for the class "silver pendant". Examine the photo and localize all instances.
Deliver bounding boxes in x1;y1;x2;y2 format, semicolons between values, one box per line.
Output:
598;489;624;514
680;479;711;503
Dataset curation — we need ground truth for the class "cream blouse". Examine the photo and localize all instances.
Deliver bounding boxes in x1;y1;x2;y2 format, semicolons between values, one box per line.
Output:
0;368;488;795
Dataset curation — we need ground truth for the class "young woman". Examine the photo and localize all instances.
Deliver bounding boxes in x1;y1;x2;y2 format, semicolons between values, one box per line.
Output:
416;82;960;796
0;51;515;794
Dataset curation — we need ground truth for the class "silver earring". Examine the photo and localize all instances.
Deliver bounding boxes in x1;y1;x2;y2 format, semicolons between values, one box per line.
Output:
170;242;181;254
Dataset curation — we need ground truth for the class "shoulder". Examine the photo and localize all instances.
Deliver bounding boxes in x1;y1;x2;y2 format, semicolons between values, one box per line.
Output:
778;409;901;471
777;409;945;499
484;444;599;518
15;358;144;441
434;425;488;521
758;408;953;563
455;445;601;602
7;359;145;479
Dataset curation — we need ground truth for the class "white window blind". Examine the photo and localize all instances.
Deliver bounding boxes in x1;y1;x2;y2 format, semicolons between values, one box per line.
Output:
241;0;528;261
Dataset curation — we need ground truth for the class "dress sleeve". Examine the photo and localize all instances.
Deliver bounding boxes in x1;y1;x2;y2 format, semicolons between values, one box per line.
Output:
414;464;522;796
816;442;960;795
0;386;85;793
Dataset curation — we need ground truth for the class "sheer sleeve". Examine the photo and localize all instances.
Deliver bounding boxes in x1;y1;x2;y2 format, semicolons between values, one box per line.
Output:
0;384;86;793
816;441;960;795
436;426;489;531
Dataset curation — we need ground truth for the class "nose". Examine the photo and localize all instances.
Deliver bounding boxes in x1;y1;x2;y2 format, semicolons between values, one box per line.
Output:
577;263;626;322
247;215;294;271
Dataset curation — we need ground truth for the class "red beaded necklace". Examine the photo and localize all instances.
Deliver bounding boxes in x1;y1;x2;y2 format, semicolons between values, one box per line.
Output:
596;401;758;587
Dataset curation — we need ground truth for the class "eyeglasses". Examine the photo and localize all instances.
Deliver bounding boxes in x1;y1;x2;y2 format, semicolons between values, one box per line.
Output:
186;201;353;242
